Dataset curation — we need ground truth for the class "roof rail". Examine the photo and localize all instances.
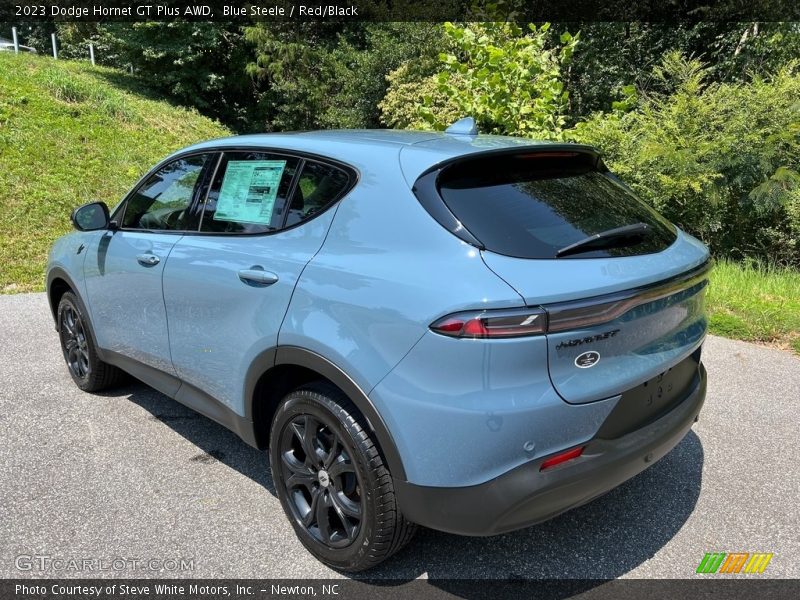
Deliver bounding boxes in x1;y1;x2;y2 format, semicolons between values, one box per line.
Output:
445;117;478;136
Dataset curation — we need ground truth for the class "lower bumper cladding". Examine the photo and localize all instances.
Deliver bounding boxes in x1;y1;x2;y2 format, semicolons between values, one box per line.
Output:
394;363;707;536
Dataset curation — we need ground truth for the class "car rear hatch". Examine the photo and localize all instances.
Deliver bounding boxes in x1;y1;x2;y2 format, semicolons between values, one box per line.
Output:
415;147;710;405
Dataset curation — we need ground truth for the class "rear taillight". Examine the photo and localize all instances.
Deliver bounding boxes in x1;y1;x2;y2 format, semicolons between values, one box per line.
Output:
431;262;711;339
430;308;547;339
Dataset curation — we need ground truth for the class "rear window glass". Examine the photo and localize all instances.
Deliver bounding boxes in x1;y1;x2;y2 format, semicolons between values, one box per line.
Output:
437;152;676;259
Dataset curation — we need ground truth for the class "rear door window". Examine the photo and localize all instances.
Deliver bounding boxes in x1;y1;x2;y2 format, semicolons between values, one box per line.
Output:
200;152;353;234
200;152;301;234
436;152;677;259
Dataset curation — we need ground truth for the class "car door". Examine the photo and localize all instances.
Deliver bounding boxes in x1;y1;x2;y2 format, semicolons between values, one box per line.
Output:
83;153;214;383
162;151;354;414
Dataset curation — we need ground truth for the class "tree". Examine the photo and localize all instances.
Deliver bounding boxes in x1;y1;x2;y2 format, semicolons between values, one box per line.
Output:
572;53;800;266
98;23;255;130
244;22;441;131
382;21;578;139
559;22;800;121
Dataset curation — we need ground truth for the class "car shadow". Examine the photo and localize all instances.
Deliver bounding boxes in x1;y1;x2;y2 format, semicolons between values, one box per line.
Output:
108;378;278;495
111;379;703;590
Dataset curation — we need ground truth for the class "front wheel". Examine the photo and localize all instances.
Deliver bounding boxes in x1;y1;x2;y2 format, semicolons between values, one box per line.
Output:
269;382;416;571
57;292;124;392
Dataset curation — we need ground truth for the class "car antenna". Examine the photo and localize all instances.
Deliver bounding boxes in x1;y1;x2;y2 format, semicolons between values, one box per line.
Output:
445;116;479;136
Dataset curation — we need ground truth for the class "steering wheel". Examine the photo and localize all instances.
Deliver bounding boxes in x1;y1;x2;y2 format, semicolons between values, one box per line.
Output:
165;209;184;229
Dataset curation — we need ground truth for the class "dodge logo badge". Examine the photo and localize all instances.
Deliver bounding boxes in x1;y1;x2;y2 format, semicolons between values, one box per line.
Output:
575;351;600;368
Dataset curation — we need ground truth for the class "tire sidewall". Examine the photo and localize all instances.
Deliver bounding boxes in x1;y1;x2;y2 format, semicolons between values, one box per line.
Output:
57;292;98;391
269;390;380;571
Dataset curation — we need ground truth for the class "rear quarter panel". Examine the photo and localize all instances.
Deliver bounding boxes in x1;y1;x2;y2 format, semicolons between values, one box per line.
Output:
279;149;524;395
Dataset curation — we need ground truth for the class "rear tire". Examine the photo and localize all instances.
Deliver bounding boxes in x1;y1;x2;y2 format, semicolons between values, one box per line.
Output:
269;381;416;571
57;292;124;392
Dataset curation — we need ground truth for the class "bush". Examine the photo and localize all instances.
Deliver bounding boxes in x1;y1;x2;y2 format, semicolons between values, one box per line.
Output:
572;53;800;267
379;62;463;130
381;22;576;138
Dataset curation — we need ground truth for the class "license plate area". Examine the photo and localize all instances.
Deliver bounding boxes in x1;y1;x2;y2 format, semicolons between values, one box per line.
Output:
595;349;701;440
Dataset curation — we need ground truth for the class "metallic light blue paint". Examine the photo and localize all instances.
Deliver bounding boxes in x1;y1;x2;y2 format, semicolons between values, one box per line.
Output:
47;130;710;491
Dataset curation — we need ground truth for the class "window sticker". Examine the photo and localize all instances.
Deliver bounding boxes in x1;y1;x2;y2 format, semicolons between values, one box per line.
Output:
214;160;287;224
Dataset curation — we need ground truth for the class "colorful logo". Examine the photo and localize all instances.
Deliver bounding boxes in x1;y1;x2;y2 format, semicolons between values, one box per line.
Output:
696;552;774;574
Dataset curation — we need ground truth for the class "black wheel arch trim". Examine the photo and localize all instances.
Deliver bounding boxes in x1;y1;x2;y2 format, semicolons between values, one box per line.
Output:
46;266;79;323
46;267;106;361
272;346;407;481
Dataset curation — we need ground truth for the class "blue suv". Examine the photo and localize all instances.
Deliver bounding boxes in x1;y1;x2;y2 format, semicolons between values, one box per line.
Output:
47;123;709;571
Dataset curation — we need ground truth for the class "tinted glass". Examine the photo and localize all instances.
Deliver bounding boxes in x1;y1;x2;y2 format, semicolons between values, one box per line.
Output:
437;153;677;259
285;161;351;227
200;152;300;234
122;155;210;230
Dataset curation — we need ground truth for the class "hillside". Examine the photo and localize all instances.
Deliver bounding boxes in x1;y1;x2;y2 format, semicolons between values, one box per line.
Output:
0;52;230;292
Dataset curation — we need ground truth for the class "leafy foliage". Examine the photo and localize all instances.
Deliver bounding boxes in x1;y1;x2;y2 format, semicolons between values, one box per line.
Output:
96;23;256;131
556;22;800;120
244;22;441;131
572;53;800;266
379;62;463;130
381;22;577;138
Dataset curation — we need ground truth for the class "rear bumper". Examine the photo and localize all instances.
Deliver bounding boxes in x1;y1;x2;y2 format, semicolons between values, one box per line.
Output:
394;362;706;536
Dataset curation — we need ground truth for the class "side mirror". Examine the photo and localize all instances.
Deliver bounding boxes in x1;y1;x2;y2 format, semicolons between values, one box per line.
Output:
71;201;110;231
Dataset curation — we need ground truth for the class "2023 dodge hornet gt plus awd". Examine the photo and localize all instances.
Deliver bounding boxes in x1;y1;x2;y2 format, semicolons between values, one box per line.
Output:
47;122;709;571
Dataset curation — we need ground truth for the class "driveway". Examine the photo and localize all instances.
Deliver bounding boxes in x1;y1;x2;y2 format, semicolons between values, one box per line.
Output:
0;292;798;579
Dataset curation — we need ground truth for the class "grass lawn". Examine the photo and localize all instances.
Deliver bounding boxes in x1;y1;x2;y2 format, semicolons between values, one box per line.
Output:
707;260;800;355
0;52;230;293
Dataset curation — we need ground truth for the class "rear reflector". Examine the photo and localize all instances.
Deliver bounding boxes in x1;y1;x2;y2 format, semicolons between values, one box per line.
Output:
539;446;585;471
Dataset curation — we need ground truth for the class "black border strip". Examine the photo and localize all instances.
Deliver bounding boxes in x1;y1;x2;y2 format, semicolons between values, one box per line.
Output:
3;1;800;22
2;578;799;600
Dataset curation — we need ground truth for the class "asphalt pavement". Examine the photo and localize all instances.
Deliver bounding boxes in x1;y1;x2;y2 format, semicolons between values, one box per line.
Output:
0;292;798;580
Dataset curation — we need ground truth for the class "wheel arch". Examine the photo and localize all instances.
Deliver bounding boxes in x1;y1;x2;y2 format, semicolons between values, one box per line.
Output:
47;267;107;360
46;267;77;324
248;346;407;481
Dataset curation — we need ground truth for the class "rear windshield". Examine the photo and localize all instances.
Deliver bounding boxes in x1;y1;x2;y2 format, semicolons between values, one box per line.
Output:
436;152;676;259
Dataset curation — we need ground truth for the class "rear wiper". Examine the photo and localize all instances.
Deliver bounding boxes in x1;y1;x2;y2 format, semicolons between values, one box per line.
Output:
555;223;651;258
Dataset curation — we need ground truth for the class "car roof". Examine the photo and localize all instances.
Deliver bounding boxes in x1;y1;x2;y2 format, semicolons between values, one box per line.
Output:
174;130;592;183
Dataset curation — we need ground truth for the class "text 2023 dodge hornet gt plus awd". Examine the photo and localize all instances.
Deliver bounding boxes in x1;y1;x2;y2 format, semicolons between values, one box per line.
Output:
47;122;709;571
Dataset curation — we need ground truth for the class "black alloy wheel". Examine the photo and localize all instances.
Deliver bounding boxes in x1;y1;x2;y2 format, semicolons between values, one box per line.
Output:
60;303;90;380
57;292;124;392
270;382;416;571
279;413;363;547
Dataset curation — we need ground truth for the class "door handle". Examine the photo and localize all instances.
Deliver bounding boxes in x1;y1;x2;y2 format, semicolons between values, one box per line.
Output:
136;253;160;266
238;268;279;286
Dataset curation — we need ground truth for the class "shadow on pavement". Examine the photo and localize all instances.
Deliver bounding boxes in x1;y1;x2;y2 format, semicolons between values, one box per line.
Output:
112;379;704;591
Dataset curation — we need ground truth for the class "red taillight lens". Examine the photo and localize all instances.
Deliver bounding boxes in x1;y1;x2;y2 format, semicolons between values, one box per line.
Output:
539;446;585;471
430;308;547;339
431;317;466;333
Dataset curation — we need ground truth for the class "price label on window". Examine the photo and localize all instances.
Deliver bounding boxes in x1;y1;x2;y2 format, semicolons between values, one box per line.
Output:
214;160;286;225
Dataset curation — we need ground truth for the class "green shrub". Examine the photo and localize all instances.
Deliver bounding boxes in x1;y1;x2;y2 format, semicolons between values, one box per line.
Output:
572;53;800;267
381;21;577;138
379;63;463;130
